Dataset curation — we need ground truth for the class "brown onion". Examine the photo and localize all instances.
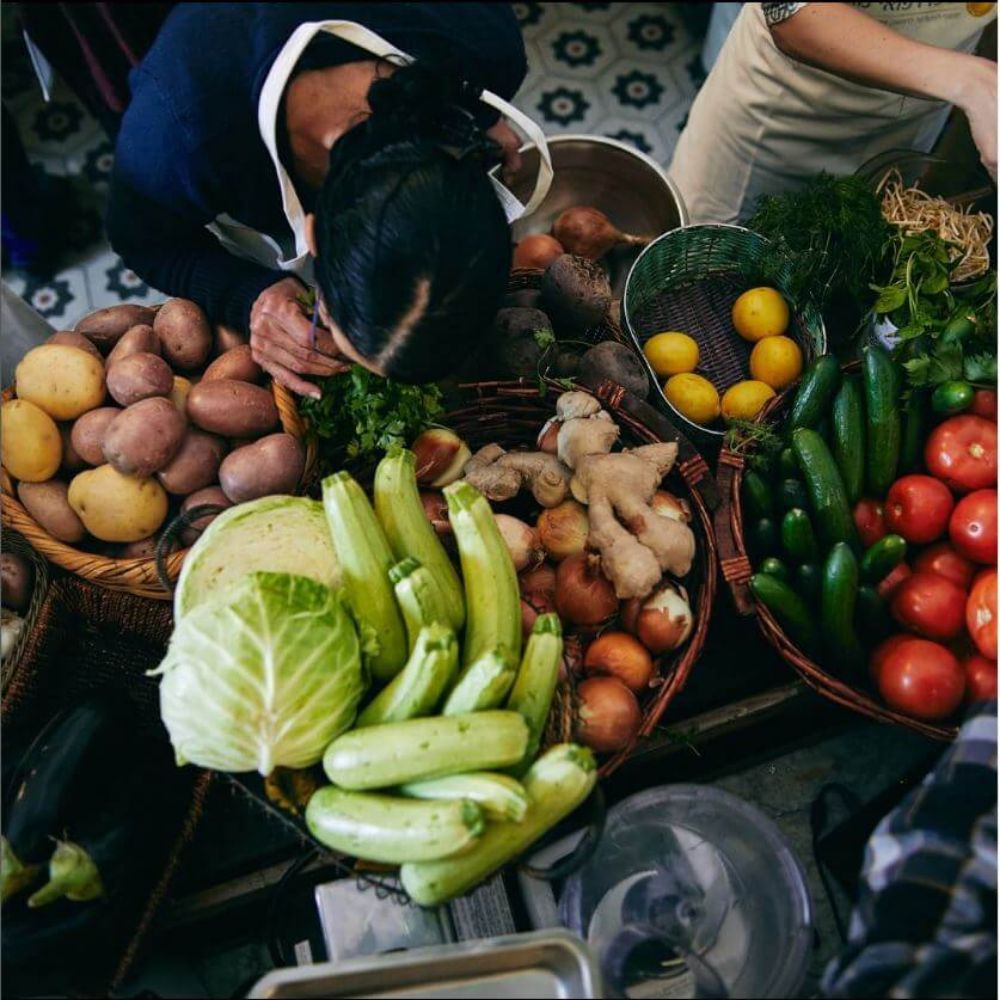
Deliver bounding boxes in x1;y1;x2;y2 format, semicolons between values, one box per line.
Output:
521;562;557;603
538;500;589;561
412;428;470;487
555;553;618;626
513;233;564;270
620;597;641;635
537;417;561;454
495;513;543;572
521;591;554;640
583;631;654;691
552;206;650;261
636;581;694;655
420;490;451;536
576;676;642;753
651;490;692;524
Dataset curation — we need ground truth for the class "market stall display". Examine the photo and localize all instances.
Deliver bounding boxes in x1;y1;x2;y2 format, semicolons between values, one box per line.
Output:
1;299;314;599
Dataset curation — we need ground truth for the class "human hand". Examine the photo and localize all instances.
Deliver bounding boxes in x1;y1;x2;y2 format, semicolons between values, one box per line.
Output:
958;57;997;182
249;277;349;399
486;120;523;183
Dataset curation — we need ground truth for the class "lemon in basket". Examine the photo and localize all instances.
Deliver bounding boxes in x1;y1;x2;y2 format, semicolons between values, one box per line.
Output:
731;287;789;341
721;380;776;422
664;373;720;425
749;335;803;390
643;332;699;377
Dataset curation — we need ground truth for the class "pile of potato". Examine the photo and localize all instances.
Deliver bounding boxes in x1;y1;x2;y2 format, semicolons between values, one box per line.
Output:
1;299;305;558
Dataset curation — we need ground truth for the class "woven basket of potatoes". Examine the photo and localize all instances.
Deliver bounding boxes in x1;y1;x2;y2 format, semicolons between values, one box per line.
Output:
1;300;315;600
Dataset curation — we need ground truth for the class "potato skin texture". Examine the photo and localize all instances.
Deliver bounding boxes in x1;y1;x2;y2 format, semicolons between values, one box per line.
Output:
202;344;263;384
154;299;212;371
68;464;169;542
1;552;33;612
186;379;279;437
106;352;174;407
17;480;87;543
157;430;227;495
102;397;186;477
15;344;106;420
106;324;160;368
2;399;62;482
46;330;103;361
70;407;122;466
219;433;304;503
75;304;156;351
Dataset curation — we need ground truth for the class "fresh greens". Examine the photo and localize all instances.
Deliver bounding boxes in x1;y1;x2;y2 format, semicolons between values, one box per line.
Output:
723;417;784;473
301;366;444;473
154;572;365;776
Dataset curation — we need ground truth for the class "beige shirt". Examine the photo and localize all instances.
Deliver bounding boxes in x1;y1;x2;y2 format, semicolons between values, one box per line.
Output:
669;2;996;224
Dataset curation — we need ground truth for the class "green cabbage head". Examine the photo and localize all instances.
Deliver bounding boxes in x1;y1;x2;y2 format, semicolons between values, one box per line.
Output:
152;572;366;775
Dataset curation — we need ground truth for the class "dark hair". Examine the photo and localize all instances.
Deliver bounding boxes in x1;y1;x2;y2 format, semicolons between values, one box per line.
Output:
313;61;512;384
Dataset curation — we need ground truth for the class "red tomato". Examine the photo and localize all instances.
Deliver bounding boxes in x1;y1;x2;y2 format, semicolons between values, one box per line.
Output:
869;633;911;685
876;562;912;600
967;569;997;659
924;415;997;493
853;498;887;548
949;489;997;564
877;637;964;720
884;475;955;544
891;572;967;640
963;653;998;702
913;541;976;591
970;389;997;421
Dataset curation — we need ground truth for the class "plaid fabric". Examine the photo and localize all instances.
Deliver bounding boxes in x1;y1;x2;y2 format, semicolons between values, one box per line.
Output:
823;700;998;999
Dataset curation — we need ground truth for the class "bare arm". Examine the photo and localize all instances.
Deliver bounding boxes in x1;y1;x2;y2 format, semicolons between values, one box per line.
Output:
770;3;997;177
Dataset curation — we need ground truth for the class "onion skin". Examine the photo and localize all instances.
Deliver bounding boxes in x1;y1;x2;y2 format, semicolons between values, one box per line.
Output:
651;490;692;524
537;418;561;455
636;582;694;654
520;562;557;603
420;491;451;536
495;513;542;572
513;233;564;270
551;206;649;261
555;553;618;626
621;597;641;635
412;429;471;487
584;631;654;691
521;591;554;640
538;500;590;561
575;676;642;753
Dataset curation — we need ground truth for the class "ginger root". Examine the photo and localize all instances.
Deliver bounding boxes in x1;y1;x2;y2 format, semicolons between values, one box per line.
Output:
463;444;571;508
556;391;620;474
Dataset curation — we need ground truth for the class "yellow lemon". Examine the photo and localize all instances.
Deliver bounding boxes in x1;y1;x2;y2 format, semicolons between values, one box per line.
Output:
664;373;720;425
749;335;803;390
731;287;790;342
721;380;776;422
643;332;700;377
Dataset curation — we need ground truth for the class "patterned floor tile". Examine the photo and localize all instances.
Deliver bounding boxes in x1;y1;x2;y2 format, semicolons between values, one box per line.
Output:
536;19;619;81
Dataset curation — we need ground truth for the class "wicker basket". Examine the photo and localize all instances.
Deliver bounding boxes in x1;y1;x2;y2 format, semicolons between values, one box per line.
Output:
1;530;49;692
715;361;957;742
447;378;718;776
1;577;212;995
622;224;828;441
1;381;315;600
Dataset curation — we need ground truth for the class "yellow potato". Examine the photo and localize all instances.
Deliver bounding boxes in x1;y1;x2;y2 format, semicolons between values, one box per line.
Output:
15;344;106;420
67;464;169;542
170;376;193;415
1;399;62;481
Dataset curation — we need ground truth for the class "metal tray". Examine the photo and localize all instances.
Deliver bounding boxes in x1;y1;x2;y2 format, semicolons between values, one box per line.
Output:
248;929;600;999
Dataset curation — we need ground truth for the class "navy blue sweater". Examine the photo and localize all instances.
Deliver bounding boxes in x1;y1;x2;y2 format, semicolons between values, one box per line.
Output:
108;3;526;331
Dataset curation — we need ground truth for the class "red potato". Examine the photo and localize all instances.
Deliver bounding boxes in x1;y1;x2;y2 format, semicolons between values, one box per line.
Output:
156;430;227;495
180;486;232;546
105;324;160;368
154;298;212;371
75;304;156;352
186;380;279;437
102;397;187;477
202;344;263;384
17;480;86;543
106;352;174;406
70;407;122;466
218;433;304;503
46;330;102;361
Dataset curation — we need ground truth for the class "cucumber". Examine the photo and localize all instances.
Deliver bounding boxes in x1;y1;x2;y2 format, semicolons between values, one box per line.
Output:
862;345;901;497
792;429;859;550
749;573;818;651
401;744;596;907
748;517;778;559
931;380;974;416
860;534;907;584
759;556;790;582
323;711;528;790
442;649;516;715
506;614;563;775
795;563;821;604
777;479;810;512
742;470;773;521
787;355;841;431
781;508;818;562
899;389;929;473
856;585;892;644
820;543;864;671
356;624;459;728
305;787;484;864
830;377;865;504
400;773;529;823
777;447;799;481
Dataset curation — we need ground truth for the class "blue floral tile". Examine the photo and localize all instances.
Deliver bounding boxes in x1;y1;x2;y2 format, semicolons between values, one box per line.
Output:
105;259;149;300
31;101;83;143
611;69;665;110
82;141;115;186
513;2;545;28
605;127;654;156
537;86;591;127
550;29;603;69
627;13;676;52
21;276;74;320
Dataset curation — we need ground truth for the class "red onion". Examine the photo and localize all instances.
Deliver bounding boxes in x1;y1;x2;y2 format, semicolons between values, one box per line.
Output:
412;428;470;487
513;233;564;270
583;631;654;691
538;500;589;561
420;491;451;536
555;553;618;626
551;206;650;261
575;676;642;753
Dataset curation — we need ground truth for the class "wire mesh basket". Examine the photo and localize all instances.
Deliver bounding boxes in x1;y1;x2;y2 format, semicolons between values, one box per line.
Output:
622;224;827;441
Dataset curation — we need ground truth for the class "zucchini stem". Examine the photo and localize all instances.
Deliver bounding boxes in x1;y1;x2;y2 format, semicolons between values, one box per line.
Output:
27;839;104;908
0;836;41;903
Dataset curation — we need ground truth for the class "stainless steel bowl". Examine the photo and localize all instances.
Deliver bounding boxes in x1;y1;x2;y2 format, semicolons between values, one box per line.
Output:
504;135;689;296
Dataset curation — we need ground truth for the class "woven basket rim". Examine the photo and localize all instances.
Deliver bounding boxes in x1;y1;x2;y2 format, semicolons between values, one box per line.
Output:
723;359;958;741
